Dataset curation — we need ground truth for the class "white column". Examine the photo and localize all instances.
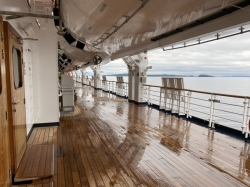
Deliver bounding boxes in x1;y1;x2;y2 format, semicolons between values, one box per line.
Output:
81;69;86;84
75;71;78;82
123;53;149;103
91;65;101;89
128;66;135;101
76;70;80;83
133;54;149;103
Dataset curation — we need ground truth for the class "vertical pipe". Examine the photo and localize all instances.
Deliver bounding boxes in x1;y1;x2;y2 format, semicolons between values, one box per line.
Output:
184;91;186;116
164;88;167;111
245;99;250;139
186;91;191;118
148;87;151;105
178;92;181;116
209;94;214;128
171;97;174;113
159;88;162;109
108;82;110;94
242;98;248;134
211;95;216;128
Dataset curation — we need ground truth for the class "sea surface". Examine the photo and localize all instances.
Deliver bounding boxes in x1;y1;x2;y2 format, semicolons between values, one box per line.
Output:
106;76;250;131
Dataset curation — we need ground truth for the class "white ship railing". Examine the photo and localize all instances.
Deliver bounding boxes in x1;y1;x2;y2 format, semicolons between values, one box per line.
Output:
101;81;129;98
74;78;250;138
143;84;250;138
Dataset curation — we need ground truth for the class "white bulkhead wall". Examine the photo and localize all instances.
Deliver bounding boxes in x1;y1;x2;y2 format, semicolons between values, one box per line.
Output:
134;55;149;103
10;22;59;135
34;29;59;124
81;69;87;84
23;41;35;134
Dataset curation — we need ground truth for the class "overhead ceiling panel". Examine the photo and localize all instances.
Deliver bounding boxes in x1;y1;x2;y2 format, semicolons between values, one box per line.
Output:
34;0;55;29
61;0;248;58
0;0;30;12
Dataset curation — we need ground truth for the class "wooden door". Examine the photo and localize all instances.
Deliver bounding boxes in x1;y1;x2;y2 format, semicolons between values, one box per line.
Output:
0;16;11;187
3;22;27;173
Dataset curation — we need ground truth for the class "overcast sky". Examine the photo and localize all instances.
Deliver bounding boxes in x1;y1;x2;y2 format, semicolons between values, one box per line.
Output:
87;32;250;77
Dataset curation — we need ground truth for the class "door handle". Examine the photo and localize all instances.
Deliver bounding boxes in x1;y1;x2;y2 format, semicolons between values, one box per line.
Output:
13;102;20;105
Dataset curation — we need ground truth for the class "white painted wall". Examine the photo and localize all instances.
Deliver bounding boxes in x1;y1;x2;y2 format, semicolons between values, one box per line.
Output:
34;29;59;124
9;20;59;134
23;29;59;134
23;41;35;134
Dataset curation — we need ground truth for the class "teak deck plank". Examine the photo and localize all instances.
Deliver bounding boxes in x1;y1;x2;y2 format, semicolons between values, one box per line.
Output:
13;182;53;187
25;84;250;187
15;144;54;182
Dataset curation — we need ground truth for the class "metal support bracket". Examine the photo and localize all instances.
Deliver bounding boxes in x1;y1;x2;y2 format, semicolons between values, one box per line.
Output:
0;11;59;20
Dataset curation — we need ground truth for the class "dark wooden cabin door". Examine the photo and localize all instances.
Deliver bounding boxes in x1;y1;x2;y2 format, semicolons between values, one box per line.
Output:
0;16;12;187
4;21;27;173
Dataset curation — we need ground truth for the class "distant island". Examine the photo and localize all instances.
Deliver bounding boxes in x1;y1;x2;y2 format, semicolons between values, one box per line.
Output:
99;73;250;77
101;74;249;77
103;73;194;77
102;73;213;77
198;74;214;77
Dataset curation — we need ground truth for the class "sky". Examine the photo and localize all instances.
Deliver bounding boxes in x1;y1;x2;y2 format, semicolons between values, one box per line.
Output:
86;32;250;77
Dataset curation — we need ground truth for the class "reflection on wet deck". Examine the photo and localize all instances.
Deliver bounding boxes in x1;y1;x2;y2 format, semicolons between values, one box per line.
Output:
59;84;250;186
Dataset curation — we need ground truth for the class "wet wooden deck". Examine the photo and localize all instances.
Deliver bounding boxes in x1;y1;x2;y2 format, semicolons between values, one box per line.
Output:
27;84;250;187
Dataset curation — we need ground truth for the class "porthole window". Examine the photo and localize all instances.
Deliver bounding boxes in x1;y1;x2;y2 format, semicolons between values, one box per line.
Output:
13;47;23;89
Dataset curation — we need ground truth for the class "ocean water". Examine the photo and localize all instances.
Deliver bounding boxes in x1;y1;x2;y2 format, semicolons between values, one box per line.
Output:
106;76;250;131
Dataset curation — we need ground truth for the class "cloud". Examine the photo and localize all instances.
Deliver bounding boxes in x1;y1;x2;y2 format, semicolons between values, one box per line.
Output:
101;32;250;76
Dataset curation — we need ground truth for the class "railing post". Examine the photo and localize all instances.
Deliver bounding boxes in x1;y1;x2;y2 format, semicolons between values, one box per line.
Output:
208;94;216;128
186;91;191;118
147;86;151;105
108;82;110;94
243;98;250;139
140;85;144;102
164;88;167;111
122;83;124;96
126;83;128;97
116;82;118;95
159;88;162;109
178;91;181;116
242;98;249;134
183;91;186;116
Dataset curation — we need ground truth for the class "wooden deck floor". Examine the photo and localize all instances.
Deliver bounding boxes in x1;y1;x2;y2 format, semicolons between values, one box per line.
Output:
27;84;250;187
14;144;54;182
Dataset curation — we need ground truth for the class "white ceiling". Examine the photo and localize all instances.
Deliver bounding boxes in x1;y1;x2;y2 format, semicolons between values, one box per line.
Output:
1;0;250;68
60;0;244;57
0;0;30;12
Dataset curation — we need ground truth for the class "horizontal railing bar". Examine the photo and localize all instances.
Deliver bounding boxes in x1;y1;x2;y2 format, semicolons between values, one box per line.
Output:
144;84;250;99
159;103;185;109
148;98;159;102
148;94;160;97
189;109;209;115
213;115;241;123
190;103;210;109
149;90;160;93
218;102;243;107
214;108;242;115
107;81;128;83
189;97;208;102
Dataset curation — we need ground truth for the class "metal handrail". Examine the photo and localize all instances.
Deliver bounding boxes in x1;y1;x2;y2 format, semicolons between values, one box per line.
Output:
143;84;250;139
144;84;250;99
